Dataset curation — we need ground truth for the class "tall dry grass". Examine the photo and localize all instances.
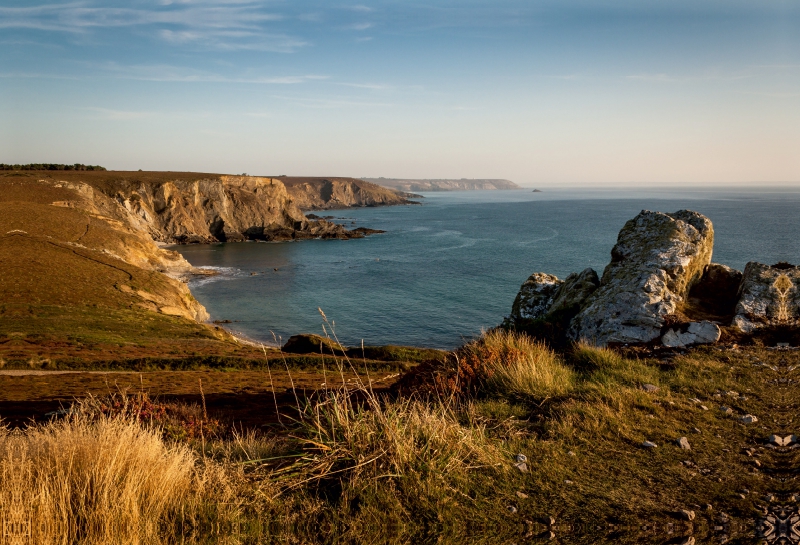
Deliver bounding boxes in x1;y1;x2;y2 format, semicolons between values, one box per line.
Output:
478;329;575;399
0;413;199;545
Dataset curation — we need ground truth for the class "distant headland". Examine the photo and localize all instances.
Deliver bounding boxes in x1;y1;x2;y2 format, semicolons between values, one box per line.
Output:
362;177;521;192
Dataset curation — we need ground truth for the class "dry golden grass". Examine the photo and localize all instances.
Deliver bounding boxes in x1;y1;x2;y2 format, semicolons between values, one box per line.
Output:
0;414;198;544
479;329;575;399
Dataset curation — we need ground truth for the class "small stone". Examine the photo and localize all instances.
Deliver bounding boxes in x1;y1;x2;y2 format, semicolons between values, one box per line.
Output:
769;434;794;446
726;391;739;397
568;451;576;456
516;491;529;499
705;504;713;511
515;453;528;463
544;516;556;526
508;505;518;514
740;414;759;424
642;383;659;392
642;441;657;448
720;406;733;415
754;460;762;467
678;509;696;521
693;427;702;434
700;405;709;411
677;437;691;450
738;493;746;499
514;462;528;473
564;479;573;485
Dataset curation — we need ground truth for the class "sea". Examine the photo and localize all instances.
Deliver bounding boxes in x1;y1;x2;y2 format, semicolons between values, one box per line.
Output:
174;187;799;350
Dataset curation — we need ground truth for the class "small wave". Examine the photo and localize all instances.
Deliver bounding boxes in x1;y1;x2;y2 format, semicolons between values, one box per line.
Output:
430;230;462;237
188;266;245;287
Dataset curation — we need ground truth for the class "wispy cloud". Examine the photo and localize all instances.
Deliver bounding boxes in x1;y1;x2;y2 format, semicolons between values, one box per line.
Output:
0;2;305;52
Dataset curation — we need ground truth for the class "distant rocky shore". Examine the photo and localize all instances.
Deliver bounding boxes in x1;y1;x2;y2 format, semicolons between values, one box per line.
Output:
506;209;798;347
362;177;521;192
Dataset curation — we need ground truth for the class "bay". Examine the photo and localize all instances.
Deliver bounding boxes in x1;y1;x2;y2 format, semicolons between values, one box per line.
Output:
175;187;799;349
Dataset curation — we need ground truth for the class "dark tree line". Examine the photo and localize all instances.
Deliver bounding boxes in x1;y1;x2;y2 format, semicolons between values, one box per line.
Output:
0;163;106;171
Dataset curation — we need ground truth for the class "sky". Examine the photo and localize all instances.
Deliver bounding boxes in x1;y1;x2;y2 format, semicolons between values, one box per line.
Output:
1;0;799;186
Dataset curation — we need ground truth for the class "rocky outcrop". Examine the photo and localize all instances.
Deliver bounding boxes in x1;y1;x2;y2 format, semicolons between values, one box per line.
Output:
280;177;418;210
507;209;721;346
733;262;800;332
569;210;714;345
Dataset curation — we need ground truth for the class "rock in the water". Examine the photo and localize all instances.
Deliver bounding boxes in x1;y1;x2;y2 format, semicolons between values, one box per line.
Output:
509;273;562;321
569;210;714;345
662;321;721;347
733;262;800;332
677;437;691;450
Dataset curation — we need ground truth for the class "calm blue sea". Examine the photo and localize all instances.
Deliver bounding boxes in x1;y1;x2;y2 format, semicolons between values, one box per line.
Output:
174;187;799;349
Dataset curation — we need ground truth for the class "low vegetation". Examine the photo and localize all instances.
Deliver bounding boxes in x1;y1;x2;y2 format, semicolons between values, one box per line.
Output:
0;330;786;543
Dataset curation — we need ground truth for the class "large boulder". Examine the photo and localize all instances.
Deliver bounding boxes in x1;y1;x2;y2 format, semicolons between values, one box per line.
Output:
733;262;800;332
662;321;721;347
569;210;714;345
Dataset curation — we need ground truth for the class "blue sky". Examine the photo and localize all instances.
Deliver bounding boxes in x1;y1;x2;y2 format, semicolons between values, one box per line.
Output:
1;0;799;185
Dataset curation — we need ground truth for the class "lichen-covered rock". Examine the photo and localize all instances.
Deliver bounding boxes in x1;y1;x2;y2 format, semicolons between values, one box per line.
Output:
733;262;800;332
662;321;721;347
548;268;599;318
569;210;714;345
509;273;562;321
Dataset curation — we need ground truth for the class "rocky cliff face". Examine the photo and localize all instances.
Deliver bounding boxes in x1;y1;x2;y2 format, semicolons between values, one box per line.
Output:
95;175;368;243
279;177;418;210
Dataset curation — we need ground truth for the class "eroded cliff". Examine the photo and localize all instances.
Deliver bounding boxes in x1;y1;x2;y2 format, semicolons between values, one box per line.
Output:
278;177;419;210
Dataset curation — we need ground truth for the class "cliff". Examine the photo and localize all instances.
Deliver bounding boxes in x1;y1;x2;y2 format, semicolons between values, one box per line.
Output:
362;178;521;192
277;177;420;210
78;172;377;243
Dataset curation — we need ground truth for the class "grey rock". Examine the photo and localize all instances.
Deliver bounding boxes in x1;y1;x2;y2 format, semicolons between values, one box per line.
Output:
678;509;696;521
569;210;714;345
509;273;562;321
515;453;528;463
720;406;733;415
677;437;691;450
734;262;800;332
516;491;529;499
547;268;600;317
641;383;660;392
642;440;658;448
514;462;528;473
507;505;518;514
740;414;759;424
662;321;721;347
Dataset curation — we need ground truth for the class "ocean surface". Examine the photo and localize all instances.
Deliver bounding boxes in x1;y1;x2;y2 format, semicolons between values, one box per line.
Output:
174;187;799;349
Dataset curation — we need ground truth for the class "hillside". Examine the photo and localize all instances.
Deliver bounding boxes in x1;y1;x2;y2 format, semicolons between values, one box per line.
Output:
363;177;521;191
276;176;420;210
0;171;388;366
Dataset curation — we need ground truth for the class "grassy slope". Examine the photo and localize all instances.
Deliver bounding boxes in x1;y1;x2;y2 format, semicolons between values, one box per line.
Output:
0;173;250;366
